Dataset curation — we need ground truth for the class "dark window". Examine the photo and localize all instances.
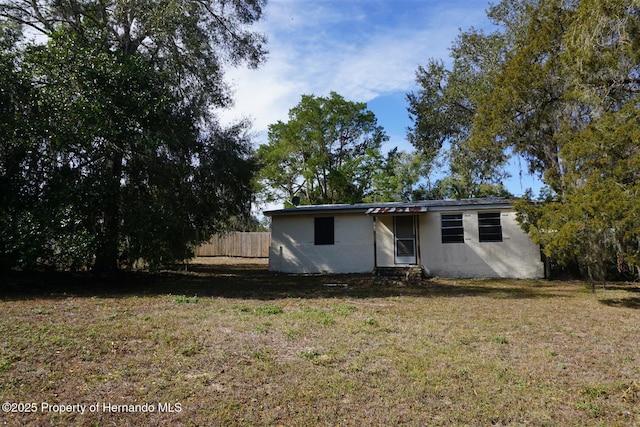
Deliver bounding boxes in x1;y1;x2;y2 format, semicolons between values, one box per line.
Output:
314;217;334;245
478;212;503;242
395;216;415;238
396;239;416;257
441;213;464;243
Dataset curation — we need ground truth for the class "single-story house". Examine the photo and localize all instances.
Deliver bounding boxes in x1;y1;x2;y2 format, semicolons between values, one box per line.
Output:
264;197;545;279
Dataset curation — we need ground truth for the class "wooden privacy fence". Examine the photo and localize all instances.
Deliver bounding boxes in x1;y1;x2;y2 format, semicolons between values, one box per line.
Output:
195;232;270;258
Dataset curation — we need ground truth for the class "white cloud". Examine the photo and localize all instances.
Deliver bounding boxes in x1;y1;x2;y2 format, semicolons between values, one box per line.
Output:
327;29;442;100
219;59;302;132
219;0;492;137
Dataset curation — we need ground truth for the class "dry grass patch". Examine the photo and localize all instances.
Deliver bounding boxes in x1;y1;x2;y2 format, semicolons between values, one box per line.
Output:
0;263;639;426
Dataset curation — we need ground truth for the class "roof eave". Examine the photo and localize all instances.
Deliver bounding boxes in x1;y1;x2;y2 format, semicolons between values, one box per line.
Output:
264;207;371;217
264;199;515;217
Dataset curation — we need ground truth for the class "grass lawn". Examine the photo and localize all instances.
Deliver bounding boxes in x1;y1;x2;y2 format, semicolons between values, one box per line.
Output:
1;258;639;426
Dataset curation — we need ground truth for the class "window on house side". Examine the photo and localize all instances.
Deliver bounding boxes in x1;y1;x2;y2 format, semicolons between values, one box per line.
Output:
478;212;503;242
441;213;464;243
314;217;334;245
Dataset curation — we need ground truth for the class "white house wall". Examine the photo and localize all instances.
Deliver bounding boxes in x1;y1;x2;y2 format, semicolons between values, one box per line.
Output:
269;214;374;274
419;210;544;279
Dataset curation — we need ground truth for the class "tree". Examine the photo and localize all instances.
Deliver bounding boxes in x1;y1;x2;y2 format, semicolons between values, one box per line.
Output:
470;0;576;195
364;149;430;203
257;92;390;205
474;0;640;281
406;24;513;196
408;0;640;280
0;0;266;271
0;23;40;270
513;0;640;282
516;105;640;283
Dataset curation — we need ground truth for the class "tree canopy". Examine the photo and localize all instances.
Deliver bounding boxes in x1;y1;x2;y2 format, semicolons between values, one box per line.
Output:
509;0;640;282
406;22;513;198
0;0;266;272
257;92;405;206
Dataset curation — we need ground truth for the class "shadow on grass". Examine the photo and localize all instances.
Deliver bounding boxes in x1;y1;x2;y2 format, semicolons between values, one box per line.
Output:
0;262;592;301
596;283;640;309
599;297;640;309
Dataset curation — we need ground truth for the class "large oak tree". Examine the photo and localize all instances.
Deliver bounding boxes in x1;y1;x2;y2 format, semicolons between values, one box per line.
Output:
0;0;266;271
257;92;391;206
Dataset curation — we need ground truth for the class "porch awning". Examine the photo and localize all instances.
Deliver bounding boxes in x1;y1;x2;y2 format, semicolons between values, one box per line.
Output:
365;206;429;215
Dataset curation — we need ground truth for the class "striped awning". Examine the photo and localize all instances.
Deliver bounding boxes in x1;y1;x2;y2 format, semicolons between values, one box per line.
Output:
365;206;429;215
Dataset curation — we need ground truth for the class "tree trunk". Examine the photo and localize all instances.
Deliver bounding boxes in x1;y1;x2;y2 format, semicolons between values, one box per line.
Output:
93;151;123;273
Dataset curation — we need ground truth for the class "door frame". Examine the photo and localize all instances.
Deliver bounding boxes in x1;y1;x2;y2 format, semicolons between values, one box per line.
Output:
394;215;418;265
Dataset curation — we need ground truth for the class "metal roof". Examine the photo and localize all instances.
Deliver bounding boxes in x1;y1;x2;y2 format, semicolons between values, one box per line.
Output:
264;197;514;216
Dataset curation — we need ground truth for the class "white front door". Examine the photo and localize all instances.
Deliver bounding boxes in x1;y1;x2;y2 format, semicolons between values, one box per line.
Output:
394;216;417;265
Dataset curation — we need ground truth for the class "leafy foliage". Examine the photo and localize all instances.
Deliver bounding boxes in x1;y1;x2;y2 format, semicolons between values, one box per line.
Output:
257;92;411;205
0;0;265;271
470;0;575;193
364;149;429;203
518;105;640;281
406;25;512;196
499;0;640;281
471;0;640;280
409;0;640;280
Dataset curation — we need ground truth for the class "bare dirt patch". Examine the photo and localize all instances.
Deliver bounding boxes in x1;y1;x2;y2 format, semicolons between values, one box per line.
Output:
1;264;639;426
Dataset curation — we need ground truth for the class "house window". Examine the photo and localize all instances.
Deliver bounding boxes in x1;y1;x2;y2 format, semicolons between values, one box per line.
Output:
314;217;334;245
441;213;464;243
478;212;503;242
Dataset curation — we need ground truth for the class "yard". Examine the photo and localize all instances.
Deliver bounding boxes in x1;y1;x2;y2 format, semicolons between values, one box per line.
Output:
1;258;639;426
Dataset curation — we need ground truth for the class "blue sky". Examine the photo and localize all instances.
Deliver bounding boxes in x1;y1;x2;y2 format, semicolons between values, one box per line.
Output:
220;0;543;197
